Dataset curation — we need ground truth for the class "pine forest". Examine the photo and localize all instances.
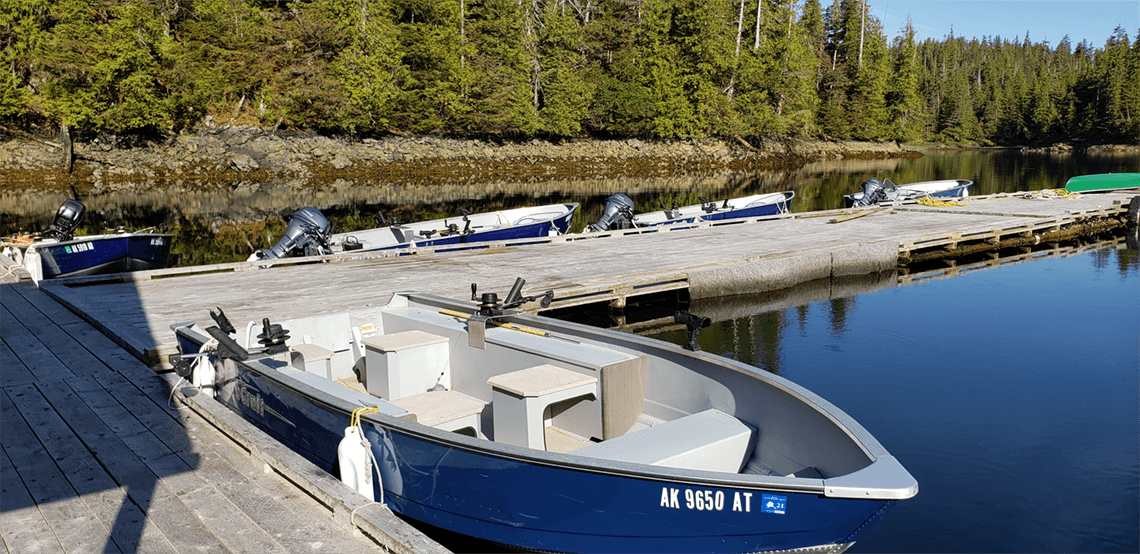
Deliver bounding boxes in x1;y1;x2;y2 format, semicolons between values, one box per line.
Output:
2;0;1138;144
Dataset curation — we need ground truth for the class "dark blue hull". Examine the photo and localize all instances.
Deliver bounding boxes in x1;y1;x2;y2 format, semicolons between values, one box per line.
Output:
35;234;172;279
363;208;575;254
220;364;893;553
647;201;791;227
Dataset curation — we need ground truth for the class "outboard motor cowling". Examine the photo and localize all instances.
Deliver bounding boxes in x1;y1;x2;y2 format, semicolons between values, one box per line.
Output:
855;178;893;207
250;207;333;260
46;199;86;240
587;193;635;232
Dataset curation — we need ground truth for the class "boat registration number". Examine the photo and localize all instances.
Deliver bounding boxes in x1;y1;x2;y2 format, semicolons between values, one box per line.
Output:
659;487;785;514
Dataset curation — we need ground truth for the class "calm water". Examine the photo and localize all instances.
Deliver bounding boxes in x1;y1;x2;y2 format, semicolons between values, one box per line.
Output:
635;241;1139;553
4;148;1136;552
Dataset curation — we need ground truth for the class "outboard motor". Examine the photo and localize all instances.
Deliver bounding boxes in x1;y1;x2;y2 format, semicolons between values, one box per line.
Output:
46;199;86;240
587;193;635;232
855;178;894;207
250;207;333;260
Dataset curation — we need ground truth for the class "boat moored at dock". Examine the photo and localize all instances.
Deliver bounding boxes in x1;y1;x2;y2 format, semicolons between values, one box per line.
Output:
587;192;794;232
2;199;172;281
170;281;917;553
250;203;578;260
844;178;973;207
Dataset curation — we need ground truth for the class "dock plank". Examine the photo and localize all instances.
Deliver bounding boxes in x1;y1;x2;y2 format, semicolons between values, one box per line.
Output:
0;336;36;387
0;448;65;554
1;387;123;554
0;305;73;383
43;375;296;554
22;381;231;554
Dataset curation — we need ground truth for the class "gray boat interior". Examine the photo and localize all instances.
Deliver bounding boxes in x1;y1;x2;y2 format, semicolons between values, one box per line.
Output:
180;292;916;499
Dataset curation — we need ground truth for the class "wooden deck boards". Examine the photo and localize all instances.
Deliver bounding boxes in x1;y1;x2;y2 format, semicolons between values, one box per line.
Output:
0;283;446;554
32;192;1137;366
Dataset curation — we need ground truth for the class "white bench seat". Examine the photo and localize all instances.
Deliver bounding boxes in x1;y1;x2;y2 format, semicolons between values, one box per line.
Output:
574;408;755;474
390;390;485;437
488;364;597;450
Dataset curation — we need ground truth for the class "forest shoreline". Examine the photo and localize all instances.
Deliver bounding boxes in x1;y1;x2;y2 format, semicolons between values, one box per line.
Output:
2;127;1133;195
0;128;922;194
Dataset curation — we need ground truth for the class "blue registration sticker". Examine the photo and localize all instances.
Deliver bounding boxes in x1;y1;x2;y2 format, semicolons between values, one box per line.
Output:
761;494;786;514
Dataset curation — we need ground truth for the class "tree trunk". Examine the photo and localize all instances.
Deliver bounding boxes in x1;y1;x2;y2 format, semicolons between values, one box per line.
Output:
753;0;762;50
60;124;73;174
858;1;865;68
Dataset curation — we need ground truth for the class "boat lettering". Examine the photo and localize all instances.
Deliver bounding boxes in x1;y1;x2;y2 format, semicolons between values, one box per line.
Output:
660;487;754;512
234;381;295;427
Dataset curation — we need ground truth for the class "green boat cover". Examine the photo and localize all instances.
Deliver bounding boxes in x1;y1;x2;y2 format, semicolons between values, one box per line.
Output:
1064;173;1140;192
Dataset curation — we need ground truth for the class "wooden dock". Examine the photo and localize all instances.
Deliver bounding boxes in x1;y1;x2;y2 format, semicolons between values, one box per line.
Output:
1;190;1134;554
0;282;448;554
31;190;1136;368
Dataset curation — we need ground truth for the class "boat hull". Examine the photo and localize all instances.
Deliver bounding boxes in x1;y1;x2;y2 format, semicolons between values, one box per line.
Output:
221;363;894;553
634;192;794;228
32;233;172;279
843;180;972;207
335;203;578;254
1064;173;1140;193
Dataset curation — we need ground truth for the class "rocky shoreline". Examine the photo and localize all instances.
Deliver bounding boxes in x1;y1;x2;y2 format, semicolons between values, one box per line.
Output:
0;126;926;194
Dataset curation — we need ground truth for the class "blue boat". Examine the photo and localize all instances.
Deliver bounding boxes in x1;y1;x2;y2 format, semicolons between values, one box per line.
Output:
249;203;578;261
844;178;973;207
587;192;794;232
1;199;172;281
170;283;917;553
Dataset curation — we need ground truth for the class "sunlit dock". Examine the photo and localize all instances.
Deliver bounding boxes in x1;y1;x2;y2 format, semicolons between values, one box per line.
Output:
0;283;450;553
2;189;1135;553
24;190;1136;367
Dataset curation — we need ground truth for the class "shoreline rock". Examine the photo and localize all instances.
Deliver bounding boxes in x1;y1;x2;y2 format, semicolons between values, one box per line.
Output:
0;128;922;194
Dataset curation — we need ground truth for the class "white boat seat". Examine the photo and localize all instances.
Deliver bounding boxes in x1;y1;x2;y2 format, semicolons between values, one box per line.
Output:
290;343;334;379
574;408;755;474
390;390;486;438
488;364;597;450
363;330;450;401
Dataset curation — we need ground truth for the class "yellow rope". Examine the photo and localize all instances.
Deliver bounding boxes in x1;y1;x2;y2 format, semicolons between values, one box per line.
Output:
351;406;379;428
916;196;968;207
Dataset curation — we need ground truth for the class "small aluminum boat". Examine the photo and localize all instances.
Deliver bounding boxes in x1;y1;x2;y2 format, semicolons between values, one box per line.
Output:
249;204;578;260
170;281;917;553
587;192;793;232
844;178;973;207
2;199;172;281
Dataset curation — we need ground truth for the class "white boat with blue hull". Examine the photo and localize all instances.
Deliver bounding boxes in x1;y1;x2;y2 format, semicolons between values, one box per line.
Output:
249;203;578;261
170;282;916;553
844;178;973;207
1;199;172;282
587;192;794;232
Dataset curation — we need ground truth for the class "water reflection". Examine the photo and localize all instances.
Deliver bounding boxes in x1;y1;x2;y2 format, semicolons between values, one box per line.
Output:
591;233;1133;376
3;149;1135;267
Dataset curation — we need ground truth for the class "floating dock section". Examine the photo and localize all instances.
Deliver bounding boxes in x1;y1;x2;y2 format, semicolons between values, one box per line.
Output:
33;190;1135;368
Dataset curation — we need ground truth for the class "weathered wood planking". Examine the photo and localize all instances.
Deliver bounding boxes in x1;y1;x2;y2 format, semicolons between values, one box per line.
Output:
40;192;1136;365
0;282;446;554
0;448;67;554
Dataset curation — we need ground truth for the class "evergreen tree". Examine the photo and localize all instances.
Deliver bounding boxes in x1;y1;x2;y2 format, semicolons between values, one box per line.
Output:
464;0;534;134
0;0;50;122
536;2;593;136
392;0;469;132
886;17;922;140
326;0;405;134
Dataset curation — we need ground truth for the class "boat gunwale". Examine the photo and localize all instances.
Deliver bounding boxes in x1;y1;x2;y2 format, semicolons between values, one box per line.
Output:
210;291;908;498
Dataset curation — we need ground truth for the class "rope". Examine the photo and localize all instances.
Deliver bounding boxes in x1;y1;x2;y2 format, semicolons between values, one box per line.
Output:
350;501;385;528
348;406;384;507
916;196;968;207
